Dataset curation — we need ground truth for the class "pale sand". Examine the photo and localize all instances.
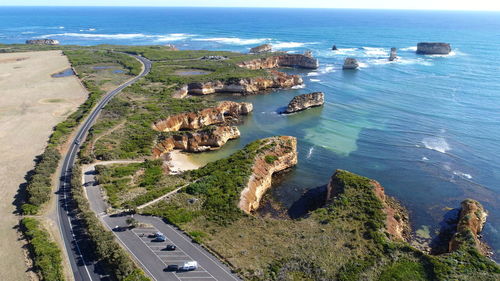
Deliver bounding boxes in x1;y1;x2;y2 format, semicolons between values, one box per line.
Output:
0;51;87;280
166;150;202;174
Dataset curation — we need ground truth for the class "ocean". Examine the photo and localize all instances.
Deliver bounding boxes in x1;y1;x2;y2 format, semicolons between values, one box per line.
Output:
1;7;499;259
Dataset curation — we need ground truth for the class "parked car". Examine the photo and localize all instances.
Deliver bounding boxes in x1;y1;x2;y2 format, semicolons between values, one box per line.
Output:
180;261;198;271
165;264;179;272
165;244;176;251
154;234;166;242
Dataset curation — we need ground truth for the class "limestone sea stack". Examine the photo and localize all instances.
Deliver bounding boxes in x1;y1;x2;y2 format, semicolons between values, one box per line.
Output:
239;136;298;214
26;39;59;45
449;199;488;255
416;42;451;55
284;92;325;114
250;44;272;54
389;47;397;61
343;58;359;70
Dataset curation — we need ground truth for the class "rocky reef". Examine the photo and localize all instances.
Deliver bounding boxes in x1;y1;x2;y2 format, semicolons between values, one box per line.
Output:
239;136;298;214
417;42;452;55
389;47;398;61
152;126;240;158
186;70;303;95
449;199;489;254
284;92;325;114
26;39;60;45
250;44;273;54
152;101;253;132
343;58;359;70
237;52;319;70
326;170;410;241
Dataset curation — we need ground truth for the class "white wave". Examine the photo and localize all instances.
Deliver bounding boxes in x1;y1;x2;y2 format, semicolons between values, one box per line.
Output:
400;46;417;51
422;156;429;161
453;171;472;180
156;33;193;42
79;28;96;32
21;31;35;34
310;79;321;82
307;72;319;77
357;62;369;68
306;146;315;159
40;32;193;41
273;42;307;49
422;137;450;153
193;37;270;45
292;84;306;89
362;47;388;56
58;26;65;29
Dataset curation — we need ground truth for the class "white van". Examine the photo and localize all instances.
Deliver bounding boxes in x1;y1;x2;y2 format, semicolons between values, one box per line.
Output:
181;261;198;271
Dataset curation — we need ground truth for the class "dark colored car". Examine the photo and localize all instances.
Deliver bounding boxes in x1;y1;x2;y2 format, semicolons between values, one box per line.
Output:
165;265;178;272
153;235;166;242
165;244;176;251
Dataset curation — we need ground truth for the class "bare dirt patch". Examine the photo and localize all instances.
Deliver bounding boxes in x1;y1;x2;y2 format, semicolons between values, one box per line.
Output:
0;50;86;281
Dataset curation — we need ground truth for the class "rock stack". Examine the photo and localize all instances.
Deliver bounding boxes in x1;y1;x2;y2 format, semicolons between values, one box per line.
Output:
284;92;325;114
343;58;359;70
416;42;451;55
389;48;397;61
332;45;338;51
249;44;272;54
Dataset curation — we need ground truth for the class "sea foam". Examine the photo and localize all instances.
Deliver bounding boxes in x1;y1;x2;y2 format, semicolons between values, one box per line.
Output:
422;137;450;153
194;37;270;45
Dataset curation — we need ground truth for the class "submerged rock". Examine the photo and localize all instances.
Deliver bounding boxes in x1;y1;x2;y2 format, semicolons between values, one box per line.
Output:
389;47;398;61
342;58;359;70
449;199;489;255
416;42;451;55
237;52;319;69
284;92;325;114
250;44;273;54
239;136;298;214
26;39;59;45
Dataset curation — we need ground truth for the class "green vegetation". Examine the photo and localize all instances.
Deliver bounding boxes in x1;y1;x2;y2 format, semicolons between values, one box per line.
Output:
71;165;150;280
21;218;64;281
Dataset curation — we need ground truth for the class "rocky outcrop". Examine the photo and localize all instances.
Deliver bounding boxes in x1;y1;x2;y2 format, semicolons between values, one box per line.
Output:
284;92;324;114
239;136;298;214
237;53;319;70
26;39;59;45
389;48;397;61
332;45;338;51
343;58;359;70
326;170;410;241
250;44;272;54
416;42;451;55
152;126;240;158
449;199;488;254
187;70;303;95
172;85;188;99
152;101;253;132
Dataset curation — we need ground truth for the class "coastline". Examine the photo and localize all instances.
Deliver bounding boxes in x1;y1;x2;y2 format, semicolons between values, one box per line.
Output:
166;150;202;173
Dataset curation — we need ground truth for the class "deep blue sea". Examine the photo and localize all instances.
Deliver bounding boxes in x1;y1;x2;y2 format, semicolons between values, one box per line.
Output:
2;7;499;259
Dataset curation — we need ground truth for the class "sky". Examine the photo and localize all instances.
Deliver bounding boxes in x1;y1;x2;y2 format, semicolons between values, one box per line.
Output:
0;0;500;11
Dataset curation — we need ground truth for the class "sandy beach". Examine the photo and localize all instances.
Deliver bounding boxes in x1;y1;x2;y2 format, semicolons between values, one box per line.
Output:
0;50;87;281
166;150;202;174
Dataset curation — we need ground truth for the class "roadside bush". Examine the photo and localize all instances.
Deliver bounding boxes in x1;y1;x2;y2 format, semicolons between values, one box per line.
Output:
21;217;64;281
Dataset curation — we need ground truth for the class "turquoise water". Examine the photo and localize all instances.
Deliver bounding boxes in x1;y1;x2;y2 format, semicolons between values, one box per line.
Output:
2;7;499;258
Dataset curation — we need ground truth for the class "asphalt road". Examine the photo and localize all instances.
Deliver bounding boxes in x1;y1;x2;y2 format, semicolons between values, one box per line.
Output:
56;54;152;281
83;163;241;281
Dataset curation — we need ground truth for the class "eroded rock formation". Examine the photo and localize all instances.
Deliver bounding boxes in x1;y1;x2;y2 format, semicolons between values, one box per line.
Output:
284;92;325;114
343;58;359;70
187;70;303;95
237;53;319;70
26;39;60;45
153;101;253;132
389;48;398;61
416;42;451;55
239;136;298;214
152;126;240;158
250;44;273;54
326;170;410;241
449;199;488;254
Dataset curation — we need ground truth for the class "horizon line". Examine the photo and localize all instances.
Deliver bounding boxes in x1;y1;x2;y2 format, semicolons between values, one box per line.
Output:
0;5;500;12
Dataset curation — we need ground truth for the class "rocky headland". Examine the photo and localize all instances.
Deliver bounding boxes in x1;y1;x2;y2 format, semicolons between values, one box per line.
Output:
25;39;59;45
152;101;252;132
239;136;298;214
249;44;273;54
416;42;452;55
186;70;303;96
237;52;319;70
284;92;325;114
343;57;359;70
152;126;240;158
449;199;489;255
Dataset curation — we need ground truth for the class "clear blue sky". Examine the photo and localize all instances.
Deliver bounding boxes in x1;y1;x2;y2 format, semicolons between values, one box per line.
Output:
0;0;499;11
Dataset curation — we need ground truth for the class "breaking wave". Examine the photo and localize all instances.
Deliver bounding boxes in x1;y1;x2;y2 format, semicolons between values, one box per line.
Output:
194;37;270;45
40;32;193;41
422;137;451;153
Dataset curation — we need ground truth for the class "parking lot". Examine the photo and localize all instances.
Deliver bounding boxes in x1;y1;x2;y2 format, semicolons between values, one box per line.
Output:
132;227;217;280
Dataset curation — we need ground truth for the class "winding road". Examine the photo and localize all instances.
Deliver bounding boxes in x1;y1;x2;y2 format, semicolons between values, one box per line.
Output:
56;54;152;281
